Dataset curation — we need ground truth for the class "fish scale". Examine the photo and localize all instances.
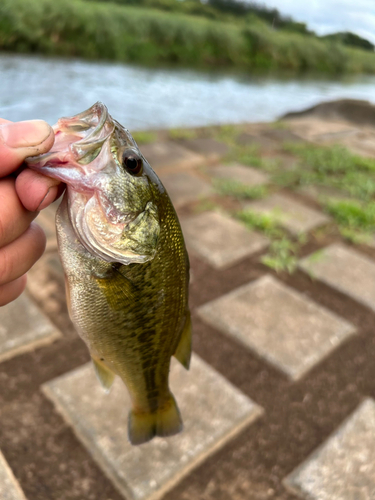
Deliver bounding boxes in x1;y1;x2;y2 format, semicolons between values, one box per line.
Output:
27;103;191;445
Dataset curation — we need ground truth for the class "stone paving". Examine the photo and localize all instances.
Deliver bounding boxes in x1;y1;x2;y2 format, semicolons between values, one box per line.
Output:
141;142;204;171
299;243;375;312
2;117;375;500
244;193;331;235
197;275;356;380
206;162;270;187
284;398;375;500
0;293;60;363
159;171;214;208
43;355;262;500
181;211;269;269
0;450;27;500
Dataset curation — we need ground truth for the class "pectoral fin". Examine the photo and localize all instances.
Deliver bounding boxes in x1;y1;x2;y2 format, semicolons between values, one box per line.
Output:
93;265;135;311
92;357;116;393
174;311;192;370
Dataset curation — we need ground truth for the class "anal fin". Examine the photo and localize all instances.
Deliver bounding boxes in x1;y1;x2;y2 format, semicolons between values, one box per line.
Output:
174;311;192;370
92;357;116;393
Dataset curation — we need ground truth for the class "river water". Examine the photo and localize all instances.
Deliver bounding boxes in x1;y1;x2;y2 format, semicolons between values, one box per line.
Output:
1;53;375;130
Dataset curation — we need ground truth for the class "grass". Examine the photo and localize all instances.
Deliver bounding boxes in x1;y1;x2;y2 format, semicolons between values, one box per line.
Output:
324;199;375;244
1;0;375;74
236;210;301;273
275;143;375;200
214;179;268;200
132;131;157;144
168;128;197;140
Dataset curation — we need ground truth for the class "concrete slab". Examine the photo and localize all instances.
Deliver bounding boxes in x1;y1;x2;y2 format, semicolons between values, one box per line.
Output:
207;163;270;186
0;293;60;363
299;243;375;312
0;450;27;500
197;275;355;380
236;133;277;149
161;171;214;208
245;193;330;235
43;355;263;500
178;138;229;161
141;142;204;171
262;129;304;143
284;398;375;500
180;211;269;269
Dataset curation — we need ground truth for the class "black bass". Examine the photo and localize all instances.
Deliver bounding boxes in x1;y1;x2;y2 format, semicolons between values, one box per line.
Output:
27;103;191;445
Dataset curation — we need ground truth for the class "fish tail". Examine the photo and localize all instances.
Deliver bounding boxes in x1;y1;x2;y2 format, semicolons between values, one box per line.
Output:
128;393;183;445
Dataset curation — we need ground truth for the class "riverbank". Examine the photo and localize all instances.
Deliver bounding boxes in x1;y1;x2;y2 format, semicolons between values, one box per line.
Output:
1;0;375;75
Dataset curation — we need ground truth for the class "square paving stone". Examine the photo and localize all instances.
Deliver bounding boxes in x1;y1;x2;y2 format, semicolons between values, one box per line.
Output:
236;133;277;149
178;138;229;161
0;293;61;363
0;450;27;500
299;243;375;312
180;211;269;269
244;193;330;235
206;163;270;187
140;141;204;171
197;275;355;380
43;354;262;500
284;398;375;500
160;171;214;208
262;129;304;144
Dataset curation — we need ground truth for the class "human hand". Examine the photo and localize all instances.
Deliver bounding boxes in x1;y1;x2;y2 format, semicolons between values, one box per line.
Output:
0;119;60;306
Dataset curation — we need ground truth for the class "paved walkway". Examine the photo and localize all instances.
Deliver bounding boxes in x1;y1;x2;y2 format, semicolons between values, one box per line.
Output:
1;118;375;500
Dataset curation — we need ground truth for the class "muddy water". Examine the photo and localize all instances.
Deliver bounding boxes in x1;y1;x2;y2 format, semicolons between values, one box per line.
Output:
1;53;375;129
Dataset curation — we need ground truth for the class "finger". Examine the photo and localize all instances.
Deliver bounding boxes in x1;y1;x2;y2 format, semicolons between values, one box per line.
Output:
16;169;62;212
0;120;54;177
0;222;46;285
0;275;27;307
0;178;37;247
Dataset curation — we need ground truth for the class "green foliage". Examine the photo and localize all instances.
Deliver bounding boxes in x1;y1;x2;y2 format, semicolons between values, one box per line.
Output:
322;32;374;52
214;179;268;200
261;238;298;273
236;209;300;273
168;128;197;140
278;143;375;200
236;145;264;168
132;131;157;144
0;0;246;66
236;209;282;237
325;200;375;232
1;0;375;74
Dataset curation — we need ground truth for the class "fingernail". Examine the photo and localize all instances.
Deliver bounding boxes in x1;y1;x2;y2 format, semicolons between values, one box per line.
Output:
37;188;53;211
0;120;52;149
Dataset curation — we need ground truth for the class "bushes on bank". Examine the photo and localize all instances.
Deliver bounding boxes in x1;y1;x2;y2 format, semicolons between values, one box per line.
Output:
1;0;375;75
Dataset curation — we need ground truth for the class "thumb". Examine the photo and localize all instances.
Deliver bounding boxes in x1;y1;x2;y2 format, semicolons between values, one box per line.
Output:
0;120;54;177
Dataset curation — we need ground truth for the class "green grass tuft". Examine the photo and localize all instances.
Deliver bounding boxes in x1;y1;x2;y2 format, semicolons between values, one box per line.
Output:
169;128;197;140
132;131;157;145
278;143;375;200
214;179;268;200
236;208;300;273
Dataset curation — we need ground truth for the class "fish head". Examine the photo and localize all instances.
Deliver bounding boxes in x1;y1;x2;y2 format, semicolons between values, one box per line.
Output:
27;102;161;265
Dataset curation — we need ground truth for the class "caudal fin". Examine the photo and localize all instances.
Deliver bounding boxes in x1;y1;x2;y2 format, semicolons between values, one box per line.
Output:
128;394;183;445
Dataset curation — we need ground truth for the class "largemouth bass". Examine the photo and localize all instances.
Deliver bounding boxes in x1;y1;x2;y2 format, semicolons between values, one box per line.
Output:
27;103;191;445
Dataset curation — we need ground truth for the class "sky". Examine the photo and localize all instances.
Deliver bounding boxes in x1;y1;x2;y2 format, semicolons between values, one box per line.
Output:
251;0;375;45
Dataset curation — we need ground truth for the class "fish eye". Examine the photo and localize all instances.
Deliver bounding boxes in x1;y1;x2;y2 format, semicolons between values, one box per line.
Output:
122;150;143;175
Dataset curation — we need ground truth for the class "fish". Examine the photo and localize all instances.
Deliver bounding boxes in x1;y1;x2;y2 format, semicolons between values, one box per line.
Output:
27;102;191;445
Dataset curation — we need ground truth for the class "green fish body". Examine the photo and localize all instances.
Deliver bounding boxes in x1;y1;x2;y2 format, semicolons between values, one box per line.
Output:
27;103;191;445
